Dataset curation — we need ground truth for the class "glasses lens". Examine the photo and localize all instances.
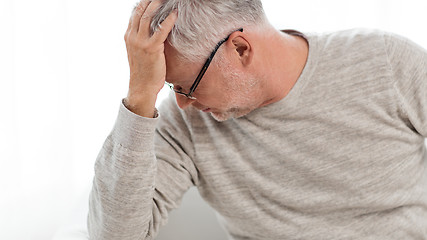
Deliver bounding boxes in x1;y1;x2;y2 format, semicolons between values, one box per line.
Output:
165;82;196;100
166;82;182;92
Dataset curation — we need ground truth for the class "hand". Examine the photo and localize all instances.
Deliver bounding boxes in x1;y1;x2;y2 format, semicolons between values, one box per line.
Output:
123;0;177;117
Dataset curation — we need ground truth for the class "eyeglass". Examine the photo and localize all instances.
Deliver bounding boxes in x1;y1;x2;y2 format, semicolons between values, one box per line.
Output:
166;28;244;100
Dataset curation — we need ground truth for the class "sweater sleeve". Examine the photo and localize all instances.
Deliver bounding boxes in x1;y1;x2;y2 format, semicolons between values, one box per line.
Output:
385;32;427;138
87;96;198;240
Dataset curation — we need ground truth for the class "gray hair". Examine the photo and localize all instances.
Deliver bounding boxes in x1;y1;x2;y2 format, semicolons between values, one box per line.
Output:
149;0;269;62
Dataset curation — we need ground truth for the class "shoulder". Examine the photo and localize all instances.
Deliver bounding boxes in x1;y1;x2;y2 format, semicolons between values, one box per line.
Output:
382;31;427;65
305;28;391;70
315;28;426;56
314;28;388;50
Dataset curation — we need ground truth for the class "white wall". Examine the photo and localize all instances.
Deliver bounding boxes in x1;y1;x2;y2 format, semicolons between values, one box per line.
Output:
1;0;426;239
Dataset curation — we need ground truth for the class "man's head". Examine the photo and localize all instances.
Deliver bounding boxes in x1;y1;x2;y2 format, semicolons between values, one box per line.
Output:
149;0;279;121
150;0;268;62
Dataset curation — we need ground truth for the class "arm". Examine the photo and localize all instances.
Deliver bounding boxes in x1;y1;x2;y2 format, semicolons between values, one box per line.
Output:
385;32;427;137
88;99;198;240
87;1;196;239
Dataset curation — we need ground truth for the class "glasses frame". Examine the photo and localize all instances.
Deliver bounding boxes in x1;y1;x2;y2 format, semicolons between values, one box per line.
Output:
166;28;244;100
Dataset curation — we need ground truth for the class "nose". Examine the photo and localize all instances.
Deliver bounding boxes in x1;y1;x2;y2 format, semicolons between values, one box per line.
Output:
175;94;196;109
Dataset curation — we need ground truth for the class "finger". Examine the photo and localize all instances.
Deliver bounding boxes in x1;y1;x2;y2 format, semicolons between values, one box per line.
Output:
137;0;163;38
130;0;151;34
125;16;132;39
151;10;178;43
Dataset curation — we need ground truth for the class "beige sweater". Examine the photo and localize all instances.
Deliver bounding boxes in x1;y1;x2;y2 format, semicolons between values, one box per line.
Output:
88;28;427;240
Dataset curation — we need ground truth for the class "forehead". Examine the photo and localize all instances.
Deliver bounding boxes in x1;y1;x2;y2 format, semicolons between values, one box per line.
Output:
164;43;200;84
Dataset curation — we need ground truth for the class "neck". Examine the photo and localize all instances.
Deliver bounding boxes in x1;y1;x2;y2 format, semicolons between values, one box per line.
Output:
257;29;309;108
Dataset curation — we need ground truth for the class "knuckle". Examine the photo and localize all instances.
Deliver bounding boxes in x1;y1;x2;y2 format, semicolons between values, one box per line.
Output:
124;35;158;53
129;38;140;46
128;38;150;51
126;32;138;44
133;5;143;15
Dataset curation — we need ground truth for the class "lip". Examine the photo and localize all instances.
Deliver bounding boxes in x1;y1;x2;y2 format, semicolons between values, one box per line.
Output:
202;108;211;113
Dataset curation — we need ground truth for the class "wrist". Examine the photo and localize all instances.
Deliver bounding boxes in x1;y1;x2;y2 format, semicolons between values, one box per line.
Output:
124;93;158;118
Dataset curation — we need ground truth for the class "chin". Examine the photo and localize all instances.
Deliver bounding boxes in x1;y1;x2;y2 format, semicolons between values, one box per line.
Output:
210;108;253;122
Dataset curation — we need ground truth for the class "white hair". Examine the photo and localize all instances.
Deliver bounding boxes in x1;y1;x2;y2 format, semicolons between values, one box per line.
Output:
149;0;269;62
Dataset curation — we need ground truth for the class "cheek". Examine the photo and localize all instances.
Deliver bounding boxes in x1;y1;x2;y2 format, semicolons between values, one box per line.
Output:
198;63;254;106
221;71;250;96
194;74;228;100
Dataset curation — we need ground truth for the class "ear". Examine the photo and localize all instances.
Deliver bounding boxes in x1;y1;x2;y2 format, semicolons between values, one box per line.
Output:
227;32;253;66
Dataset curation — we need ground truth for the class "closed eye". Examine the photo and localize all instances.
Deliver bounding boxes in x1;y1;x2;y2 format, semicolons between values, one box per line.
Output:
173;85;183;92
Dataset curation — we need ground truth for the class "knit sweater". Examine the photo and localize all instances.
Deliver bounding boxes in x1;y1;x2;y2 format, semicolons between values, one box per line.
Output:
88;28;427;240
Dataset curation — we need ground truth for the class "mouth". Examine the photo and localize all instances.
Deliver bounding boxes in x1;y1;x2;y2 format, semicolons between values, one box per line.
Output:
202;108;211;113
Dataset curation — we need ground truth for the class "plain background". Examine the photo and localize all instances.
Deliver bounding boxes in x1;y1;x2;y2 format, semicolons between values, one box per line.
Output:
1;0;427;239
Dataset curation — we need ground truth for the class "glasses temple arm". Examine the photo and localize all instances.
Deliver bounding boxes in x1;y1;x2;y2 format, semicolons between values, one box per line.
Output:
188;28;244;96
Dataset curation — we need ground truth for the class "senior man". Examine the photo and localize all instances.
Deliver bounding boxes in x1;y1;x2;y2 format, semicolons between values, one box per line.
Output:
88;0;427;239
